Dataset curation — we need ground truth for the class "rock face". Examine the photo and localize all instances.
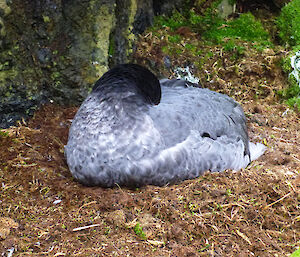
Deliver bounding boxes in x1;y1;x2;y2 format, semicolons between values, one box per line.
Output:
0;0;117;127
0;0;191;128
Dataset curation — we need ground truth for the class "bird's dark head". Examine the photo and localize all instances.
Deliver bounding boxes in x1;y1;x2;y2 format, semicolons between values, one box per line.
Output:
92;64;161;105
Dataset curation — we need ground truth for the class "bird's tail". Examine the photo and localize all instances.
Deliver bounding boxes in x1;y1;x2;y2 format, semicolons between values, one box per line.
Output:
249;142;267;161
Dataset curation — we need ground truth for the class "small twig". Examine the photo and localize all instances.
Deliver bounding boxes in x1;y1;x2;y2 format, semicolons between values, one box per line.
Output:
24;142;33;148
291;155;300;163
294;215;300;222
114;182;122;191
41;246;54;254
282;108;289;116
72;224;101;232
54;252;66;256
115;182;128;198
264;192;292;209
77;200;97;214
236;230;252;245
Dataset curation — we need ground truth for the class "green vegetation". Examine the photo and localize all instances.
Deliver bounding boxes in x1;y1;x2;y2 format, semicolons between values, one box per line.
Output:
152;0;223;33
108;38;115;57
226;188;232;196
133;223;146;240
286;97;300;111
153;5;272;55
280;76;300;99
0;130;9;138
276;0;300;111
278;72;300;111
42;15;50;23
153;2;223;33
154;11;188;31
276;0;300;47
290;248;300;257
189;1;223;32
203;13;272;48
279;46;300;111
168;34;182;43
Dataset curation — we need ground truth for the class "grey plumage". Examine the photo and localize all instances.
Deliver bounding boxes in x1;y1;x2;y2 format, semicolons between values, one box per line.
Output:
65;64;266;187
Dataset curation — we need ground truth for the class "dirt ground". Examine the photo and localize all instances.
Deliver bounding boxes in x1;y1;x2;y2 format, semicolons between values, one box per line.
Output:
1;26;300;257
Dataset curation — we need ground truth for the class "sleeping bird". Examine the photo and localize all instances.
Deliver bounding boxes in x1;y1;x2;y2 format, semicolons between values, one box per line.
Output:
65;64;266;187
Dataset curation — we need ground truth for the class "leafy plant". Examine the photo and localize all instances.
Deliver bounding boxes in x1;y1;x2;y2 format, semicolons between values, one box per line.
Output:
276;0;300;47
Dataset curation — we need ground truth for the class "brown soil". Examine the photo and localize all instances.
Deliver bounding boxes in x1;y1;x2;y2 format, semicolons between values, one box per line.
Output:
1;31;300;257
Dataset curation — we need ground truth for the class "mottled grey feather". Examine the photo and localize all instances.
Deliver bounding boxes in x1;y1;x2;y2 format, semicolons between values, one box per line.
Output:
65;67;266;187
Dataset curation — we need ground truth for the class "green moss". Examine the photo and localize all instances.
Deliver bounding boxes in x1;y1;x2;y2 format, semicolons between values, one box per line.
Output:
152;4;271;55
203;13;271;48
185;43;196;51
108;38;115;57
168;34;182;43
279;47;300;111
287;75;300;98
223;40;245;54
279;74;300;97
278;73;300;110
276;0;300;47
161;45;170;55
153;12;188;31
0;69;18;83
152;2;222;34
281;56;293;75
133;223;146;240
51;71;60;80
152;2;222;32
290;248;300;257
188;2;224;33
87;5;114;77
286;97;300;111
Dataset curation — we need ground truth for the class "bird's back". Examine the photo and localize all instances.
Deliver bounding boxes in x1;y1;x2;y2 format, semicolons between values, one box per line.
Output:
149;84;249;154
65;67;265;188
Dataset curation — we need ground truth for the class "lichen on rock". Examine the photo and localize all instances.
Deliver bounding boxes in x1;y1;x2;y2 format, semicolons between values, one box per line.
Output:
0;0;116;127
